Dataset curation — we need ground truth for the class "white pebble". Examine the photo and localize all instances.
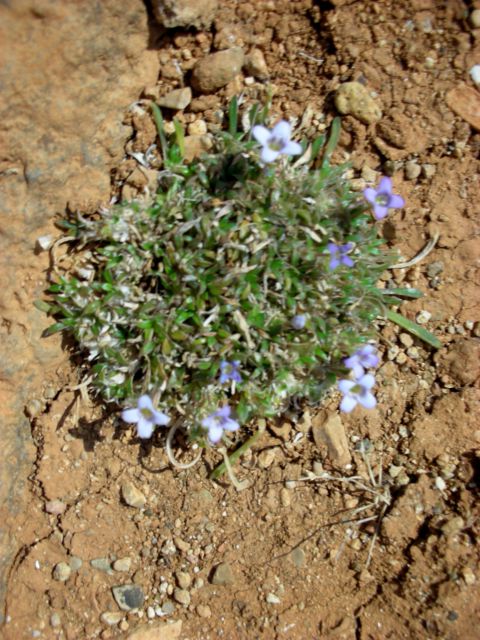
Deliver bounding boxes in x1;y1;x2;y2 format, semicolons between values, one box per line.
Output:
470;65;480;87
416;310;431;324
147;606;155;619
435;476;446;491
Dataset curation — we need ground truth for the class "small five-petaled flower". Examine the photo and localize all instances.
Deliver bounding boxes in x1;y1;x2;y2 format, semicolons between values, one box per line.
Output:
252;120;302;164
201;405;240;444
364;177;405;220
122;394;170;439
219;360;242;384
344;345;379;379
338;374;377;413
291;314;307;330
327;242;354;271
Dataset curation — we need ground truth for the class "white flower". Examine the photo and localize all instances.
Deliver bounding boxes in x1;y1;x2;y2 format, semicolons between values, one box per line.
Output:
121;394;170;439
252;120;302;163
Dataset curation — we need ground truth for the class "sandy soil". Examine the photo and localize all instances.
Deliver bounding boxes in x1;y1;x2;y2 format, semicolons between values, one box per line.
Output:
1;1;479;639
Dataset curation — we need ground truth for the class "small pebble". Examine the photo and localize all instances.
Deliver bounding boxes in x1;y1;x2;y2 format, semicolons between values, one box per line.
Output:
211;562;234;586
416;310;432;324
462;567;476;585
257;449;276;469
173;588;191;606
50;613;61;628
162;600;175;615
113;557;132;572
405;160;421;180
53;562;71;582
90;558;113;574
441;516;465;536
395;352;408;365
187;119;208;136
435;477;447;491
406;346;419;359
69;556;83;572
469;9;480;28
399;333;414;348
266;593;281;604
280;487;291;507
100;612;124;626
121;481;146;509
196;604;212;618
175;571;191;589
291;547;305;568
147;606;155;619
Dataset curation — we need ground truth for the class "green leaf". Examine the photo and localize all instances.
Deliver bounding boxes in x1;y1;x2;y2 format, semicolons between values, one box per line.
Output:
43;322;66;337
310;134;326;162
386;309;442;348
381;287;424;299
322;116;341;165
151;102;168;162
228;96;238;136
34;299;52;313
173;118;185;158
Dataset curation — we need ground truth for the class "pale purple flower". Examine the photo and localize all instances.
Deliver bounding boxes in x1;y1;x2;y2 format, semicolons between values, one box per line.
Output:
219;360;242;384
252;120;302;163
344;345;379;379
122;394;170;439
327;242;354;270
291;314;306;330
338;374;377;413
201;405;240;444
364;177;405;220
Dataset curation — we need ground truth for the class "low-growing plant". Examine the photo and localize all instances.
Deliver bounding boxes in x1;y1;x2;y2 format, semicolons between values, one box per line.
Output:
41;99;440;465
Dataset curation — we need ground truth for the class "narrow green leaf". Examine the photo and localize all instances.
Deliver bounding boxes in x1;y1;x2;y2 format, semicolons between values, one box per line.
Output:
322;116;341;165
173;117;185;158
43;322;65;337
34;299;51;313
381;287;424;299
386;309;442;348
310;134;326;162
228;96;238;136
151;102;168;162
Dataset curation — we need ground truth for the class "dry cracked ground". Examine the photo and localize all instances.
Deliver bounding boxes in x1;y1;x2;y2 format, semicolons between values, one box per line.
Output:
0;1;479;639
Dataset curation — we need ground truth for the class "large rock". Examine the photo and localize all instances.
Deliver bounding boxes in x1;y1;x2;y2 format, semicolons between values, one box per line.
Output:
0;0;158;623
191;47;245;94
152;0;218;29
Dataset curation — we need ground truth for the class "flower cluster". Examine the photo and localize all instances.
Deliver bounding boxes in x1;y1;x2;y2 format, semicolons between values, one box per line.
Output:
47;109;408;453
338;345;380;413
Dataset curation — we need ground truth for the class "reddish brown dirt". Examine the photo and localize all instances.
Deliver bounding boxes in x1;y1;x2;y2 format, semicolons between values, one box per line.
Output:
1;1;479;639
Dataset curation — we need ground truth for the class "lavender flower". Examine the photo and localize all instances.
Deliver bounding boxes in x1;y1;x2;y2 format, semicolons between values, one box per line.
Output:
344;345;379;379
364;177;405;220
327;242;354;270
219;360;242;384
122;394;170;439
338;374;377;413
201;405;240;444
252;120;302;164
291;314;307;330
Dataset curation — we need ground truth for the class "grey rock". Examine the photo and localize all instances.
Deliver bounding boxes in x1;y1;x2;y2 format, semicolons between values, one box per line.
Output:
157;87;192;111
291;547;305;568
404;160;421;180
121;480;146;509
191;48;245;94
334;82;382;124
211;562;235;586
112;584;145;611
90;558;113;574
427;261;444;278
153;0;218;29
69;556;83;572
53;562;71;582
161;600;176;615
